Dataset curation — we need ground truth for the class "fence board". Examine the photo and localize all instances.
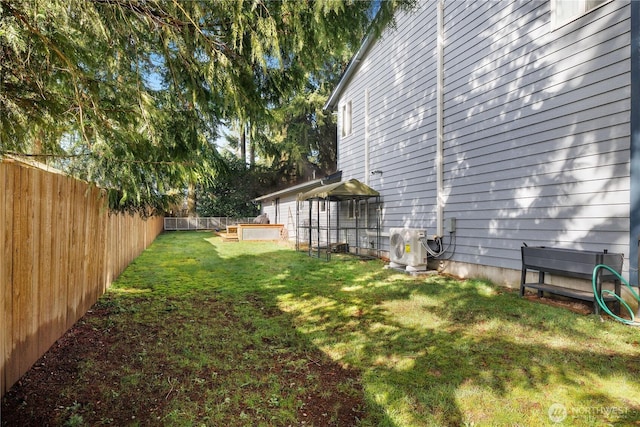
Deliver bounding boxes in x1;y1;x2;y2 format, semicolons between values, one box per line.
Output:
2;163;17;390
38;171;53;356
29;168;42;360
58;173;72;342
0;163;8;398
50;174;67;352
13;165;31;383
66;178;80;330
0;159;164;396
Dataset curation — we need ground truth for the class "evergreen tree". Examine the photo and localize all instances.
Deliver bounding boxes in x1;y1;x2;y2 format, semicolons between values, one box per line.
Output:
194;151;265;218
0;0;411;213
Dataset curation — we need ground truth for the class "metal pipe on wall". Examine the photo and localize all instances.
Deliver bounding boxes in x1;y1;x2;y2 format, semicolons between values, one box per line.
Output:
436;0;445;238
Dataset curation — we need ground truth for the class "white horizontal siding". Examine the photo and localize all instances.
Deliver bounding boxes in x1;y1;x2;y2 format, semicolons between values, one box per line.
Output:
260;195;298;240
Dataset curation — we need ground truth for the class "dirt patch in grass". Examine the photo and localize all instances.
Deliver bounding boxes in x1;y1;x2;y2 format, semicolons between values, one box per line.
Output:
523;293;594;315
2;296;370;426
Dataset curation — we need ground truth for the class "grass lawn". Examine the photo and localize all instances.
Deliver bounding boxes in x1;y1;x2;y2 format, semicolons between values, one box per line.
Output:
3;231;640;426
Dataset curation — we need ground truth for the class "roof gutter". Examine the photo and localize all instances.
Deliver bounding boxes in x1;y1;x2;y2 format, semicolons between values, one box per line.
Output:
323;31;378;112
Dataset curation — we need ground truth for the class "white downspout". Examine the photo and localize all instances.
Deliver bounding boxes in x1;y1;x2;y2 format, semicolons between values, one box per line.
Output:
364;88;370;229
364;88;370;185
436;0;445;238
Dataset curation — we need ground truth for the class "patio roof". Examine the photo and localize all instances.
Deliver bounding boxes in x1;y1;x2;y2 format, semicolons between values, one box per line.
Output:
297;178;379;201
254;170;343;202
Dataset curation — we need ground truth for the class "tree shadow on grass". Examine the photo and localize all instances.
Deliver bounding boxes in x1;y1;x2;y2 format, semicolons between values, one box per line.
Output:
4;232;639;426
2;232;393;427
126;233;640;425
232;245;640;426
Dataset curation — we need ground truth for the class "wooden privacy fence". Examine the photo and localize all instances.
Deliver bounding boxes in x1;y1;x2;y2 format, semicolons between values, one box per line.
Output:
0;158;164;397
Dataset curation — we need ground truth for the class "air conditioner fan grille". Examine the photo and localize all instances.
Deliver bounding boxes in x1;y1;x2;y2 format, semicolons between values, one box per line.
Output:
390;232;406;260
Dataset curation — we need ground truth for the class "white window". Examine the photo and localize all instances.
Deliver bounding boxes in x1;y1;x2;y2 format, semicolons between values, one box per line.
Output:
347;199;356;219
341;100;352;137
358;200;368;220
346;199;367;219
320;200;326;212
552;0;608;28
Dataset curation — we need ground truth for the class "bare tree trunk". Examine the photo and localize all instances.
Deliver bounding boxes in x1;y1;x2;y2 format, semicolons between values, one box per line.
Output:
187;181;197;217
249;139;255;168
240;124;247;167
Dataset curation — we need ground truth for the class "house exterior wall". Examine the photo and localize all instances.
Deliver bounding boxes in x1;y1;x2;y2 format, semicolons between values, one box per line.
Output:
260;195;298;240
340;3;440;231
257;174;346;244
259;193;337;243
335;0;631;281
261;201;276;226
297;199;340;248
332;198;382;251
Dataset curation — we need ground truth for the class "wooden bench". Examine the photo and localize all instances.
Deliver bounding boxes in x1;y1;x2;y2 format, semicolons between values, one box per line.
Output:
520;246;624;315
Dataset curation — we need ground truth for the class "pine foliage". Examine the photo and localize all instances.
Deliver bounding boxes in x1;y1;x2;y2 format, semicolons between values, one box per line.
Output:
0;0;409;213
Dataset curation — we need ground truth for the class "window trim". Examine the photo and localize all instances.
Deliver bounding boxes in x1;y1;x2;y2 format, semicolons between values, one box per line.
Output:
341;100;352;138
347;199;356;219
551;0;612;30
358;200;367;221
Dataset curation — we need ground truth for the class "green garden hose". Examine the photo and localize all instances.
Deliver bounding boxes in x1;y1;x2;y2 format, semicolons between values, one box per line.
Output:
592;264;640;326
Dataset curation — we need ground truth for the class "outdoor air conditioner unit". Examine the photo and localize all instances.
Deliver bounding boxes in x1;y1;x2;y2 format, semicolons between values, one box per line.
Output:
389;228;428;270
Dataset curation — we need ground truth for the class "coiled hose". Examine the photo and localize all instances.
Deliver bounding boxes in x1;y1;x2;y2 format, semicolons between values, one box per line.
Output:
592;264;640;326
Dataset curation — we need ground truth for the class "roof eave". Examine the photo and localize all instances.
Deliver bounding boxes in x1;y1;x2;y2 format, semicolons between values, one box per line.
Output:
254;178;324;202
323;32;377;112
254;171;343;202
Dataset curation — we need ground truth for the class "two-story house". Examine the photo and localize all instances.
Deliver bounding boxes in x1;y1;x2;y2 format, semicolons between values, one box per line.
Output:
321;0;639;287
